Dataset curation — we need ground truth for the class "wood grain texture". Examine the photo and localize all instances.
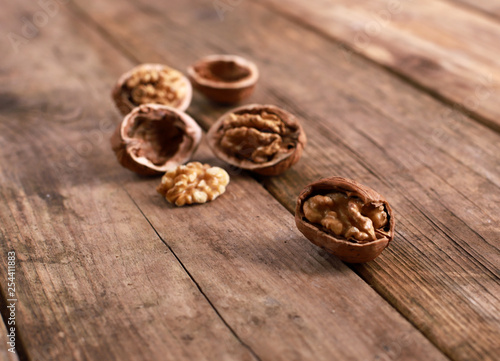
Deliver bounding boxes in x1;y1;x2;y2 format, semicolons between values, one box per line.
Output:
0;1;450;361
451;0;500;18
0;2;255;361
123;147;449;361
258;0;500;133
0;321;18;361
68;0;500;360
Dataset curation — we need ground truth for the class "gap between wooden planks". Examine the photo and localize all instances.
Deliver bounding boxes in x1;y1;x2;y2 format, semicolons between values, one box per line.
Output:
67;0;500;360
257;0;500;133
0;0;450;361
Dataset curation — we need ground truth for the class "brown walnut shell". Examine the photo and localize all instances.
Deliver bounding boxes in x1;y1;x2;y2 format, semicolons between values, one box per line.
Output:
110;104;202;176
187;54;258;104
112;63;192;116
207;104;307;176
295;177;395;263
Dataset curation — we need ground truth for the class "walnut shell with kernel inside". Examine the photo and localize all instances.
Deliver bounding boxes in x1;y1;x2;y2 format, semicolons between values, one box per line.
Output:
295;177;395;263
187;54;259;104
110;104;202;176
207;104;306;176
112;63;192;115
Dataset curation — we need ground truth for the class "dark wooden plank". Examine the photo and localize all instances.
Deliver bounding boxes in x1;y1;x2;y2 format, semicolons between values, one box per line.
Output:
69;0;500;360
256;0;500;133
0;1;451;361
0;2;257;361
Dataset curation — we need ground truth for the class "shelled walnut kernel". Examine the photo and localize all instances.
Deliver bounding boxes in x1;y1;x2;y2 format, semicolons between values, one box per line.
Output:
303;193;387;243
157;162;229;206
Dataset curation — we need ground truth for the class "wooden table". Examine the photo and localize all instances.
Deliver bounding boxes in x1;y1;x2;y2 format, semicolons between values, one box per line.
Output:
1;0;499;360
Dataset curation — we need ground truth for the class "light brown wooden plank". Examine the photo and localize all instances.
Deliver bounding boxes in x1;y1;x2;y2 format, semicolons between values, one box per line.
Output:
0;2;257;361
69;0;500;360
257;0;500;133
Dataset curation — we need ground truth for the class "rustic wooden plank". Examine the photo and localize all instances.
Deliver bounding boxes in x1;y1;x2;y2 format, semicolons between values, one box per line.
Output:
0;319;19;361
0;2;257;361
123;149;451;361
256;0;500;133
0;1;452;361
451;0;500;18
69;0;500;360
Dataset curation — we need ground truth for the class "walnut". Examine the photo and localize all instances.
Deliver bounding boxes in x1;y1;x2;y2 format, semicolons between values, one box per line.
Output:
220;112;285;163
110;104;202;175
157;162;230;206
187;54;259;104
296;177;395;263
112;64;192;115
303;193;387;244
207;104;306;175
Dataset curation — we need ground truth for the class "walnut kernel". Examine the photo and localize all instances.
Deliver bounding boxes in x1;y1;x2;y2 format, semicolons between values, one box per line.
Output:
157;162;230;206
207;104;306;175
220;111;286;164
303;193;387;244
295;177;395;263
112;64;192;115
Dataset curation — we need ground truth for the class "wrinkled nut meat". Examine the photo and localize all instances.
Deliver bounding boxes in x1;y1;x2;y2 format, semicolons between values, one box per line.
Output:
207;104;306;176
187;54;258;104
110;104;202;176
303;193;387;243
295;177;395;263
112;63;192;115
157;162;230;206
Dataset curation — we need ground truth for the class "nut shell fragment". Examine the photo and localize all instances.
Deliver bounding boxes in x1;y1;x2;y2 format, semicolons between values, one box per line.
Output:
295;177;395;263
187;54;259;104
157;162;230;206
110;104;202;175
207;104;306;176
112;63;192;115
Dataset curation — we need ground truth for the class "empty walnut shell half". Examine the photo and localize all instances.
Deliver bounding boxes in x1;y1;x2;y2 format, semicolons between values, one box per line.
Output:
295;177;395;263
112;63;192;115
207;104;307;176
110;104;202;176
187;54;259;104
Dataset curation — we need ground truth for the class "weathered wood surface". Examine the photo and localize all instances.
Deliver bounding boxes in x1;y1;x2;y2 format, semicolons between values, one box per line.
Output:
0;1;453;361
0;321;18;361
258;0;500;133
0;2;254;361
65;0;500;360
452;0;500;18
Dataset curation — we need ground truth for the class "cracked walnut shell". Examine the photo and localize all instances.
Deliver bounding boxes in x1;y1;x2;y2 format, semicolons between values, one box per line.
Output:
112;63;192;115
207;104;306;176
110;104;202;175
157;162;230;206
187;54;258;104
295;177;395;263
